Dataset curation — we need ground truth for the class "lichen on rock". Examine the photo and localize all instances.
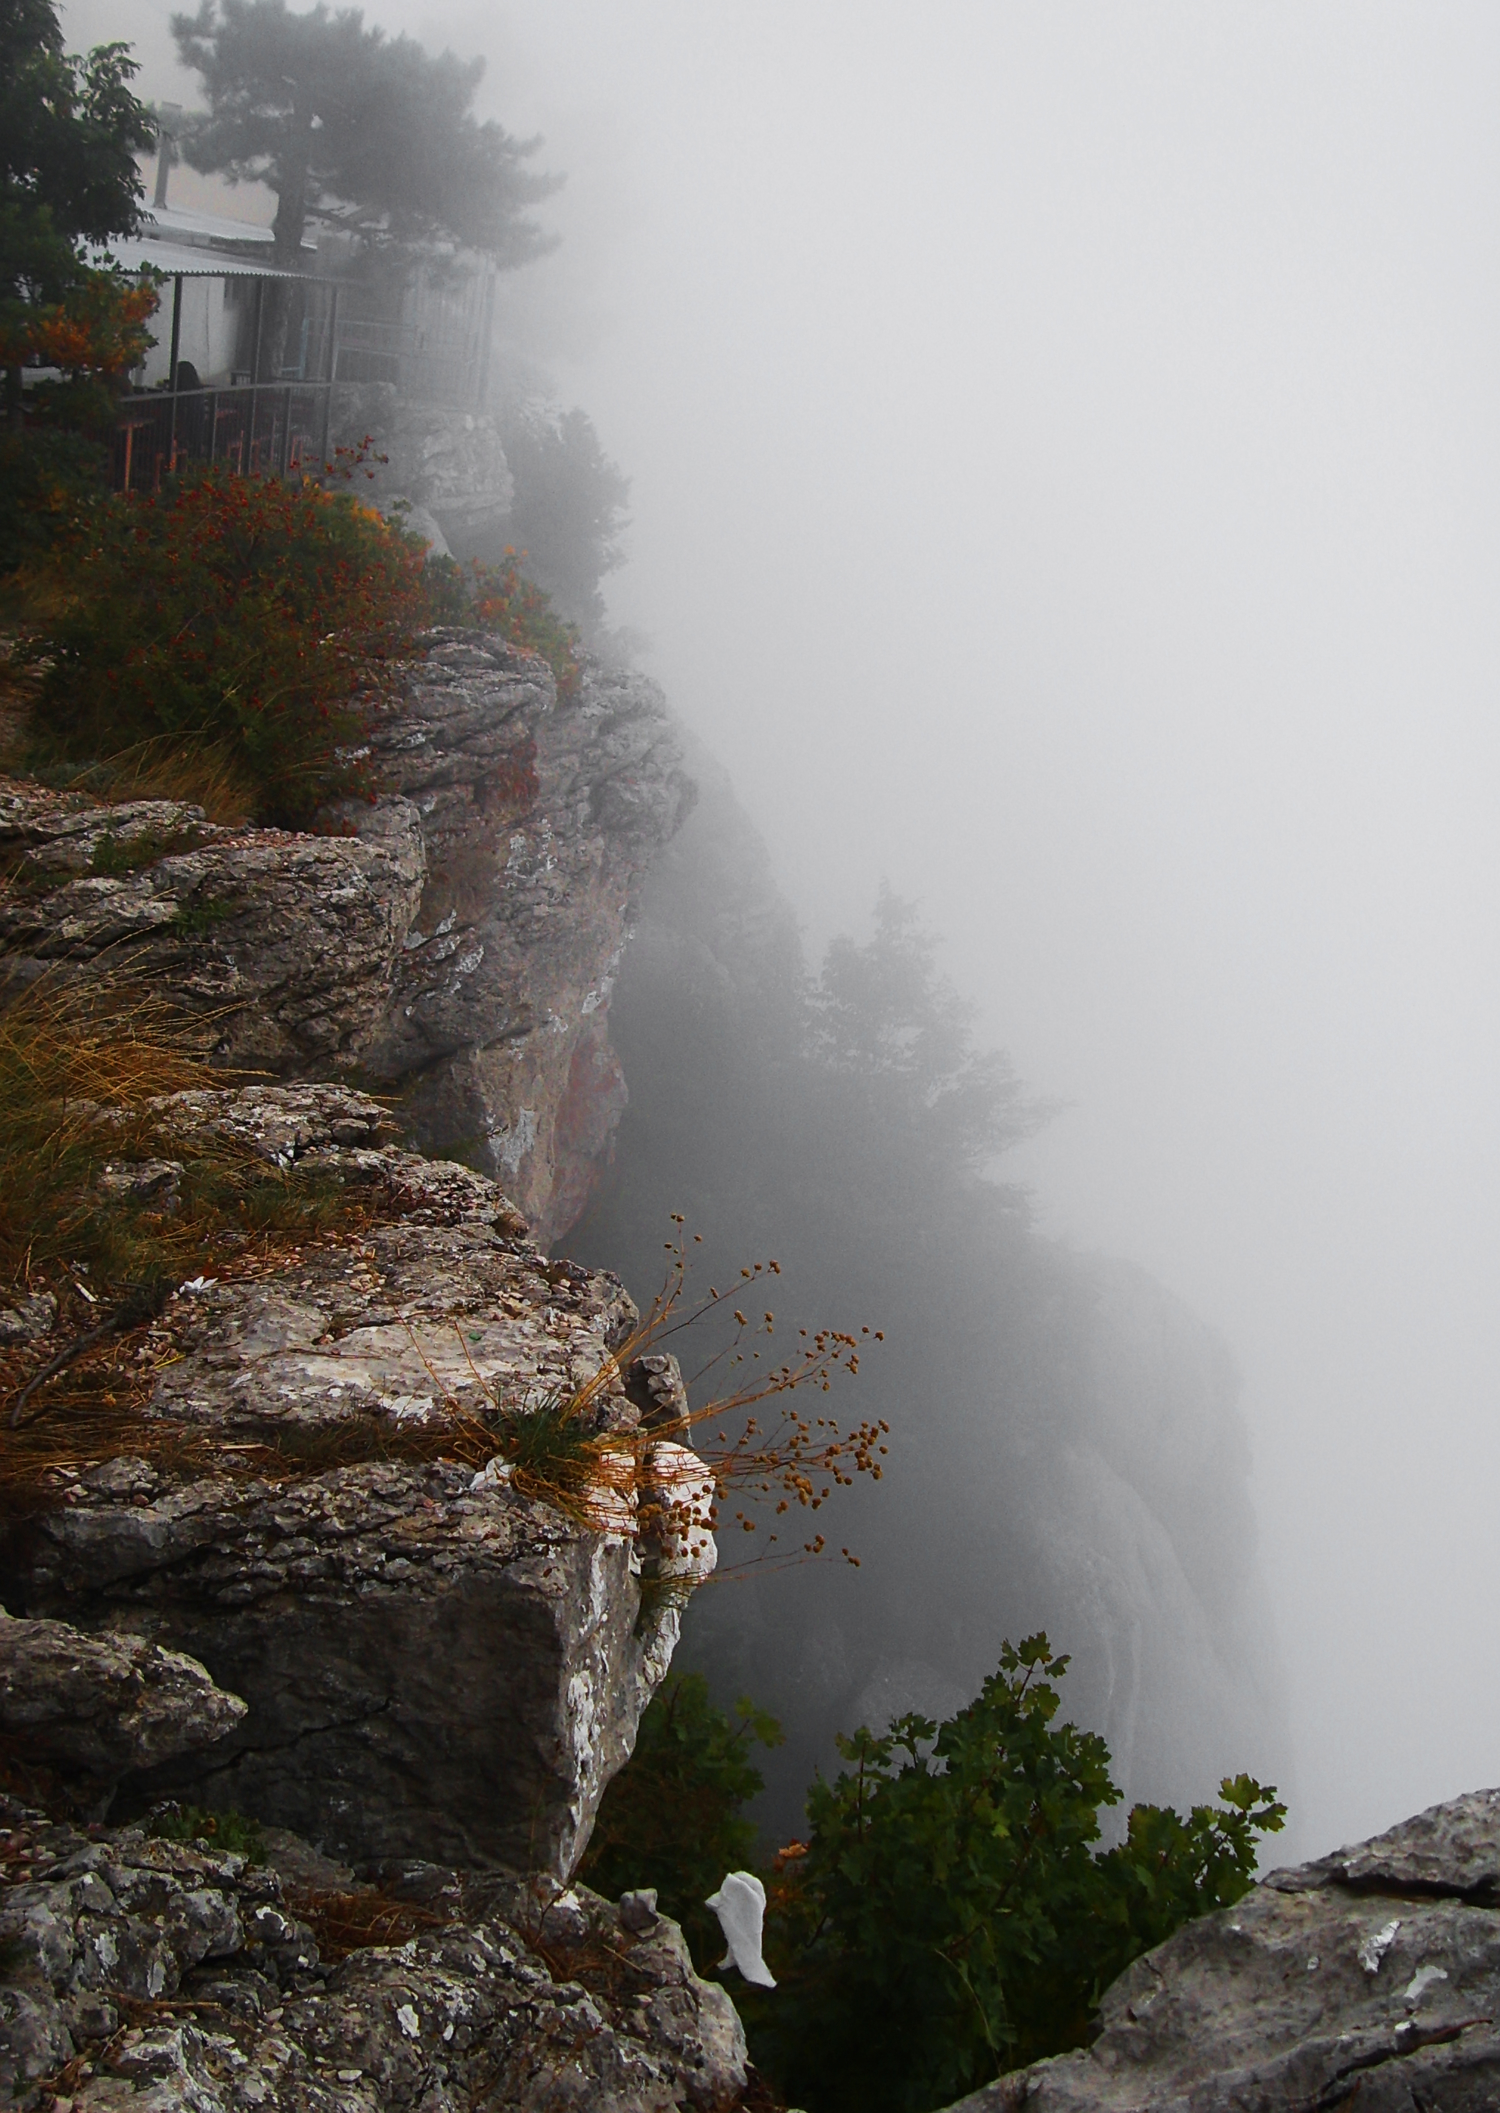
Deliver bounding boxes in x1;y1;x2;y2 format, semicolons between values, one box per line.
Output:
0;1084;702;1881
0;1799;755;2111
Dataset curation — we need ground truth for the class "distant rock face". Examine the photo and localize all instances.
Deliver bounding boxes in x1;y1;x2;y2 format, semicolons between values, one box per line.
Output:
0;1801;754;2112
0;1084;699;1880
945;1787;1500;2112
566;736;1291;1840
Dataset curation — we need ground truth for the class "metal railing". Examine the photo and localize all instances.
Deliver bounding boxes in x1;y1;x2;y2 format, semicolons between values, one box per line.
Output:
332;314;485;408
109;257;497;487
111;379;338;492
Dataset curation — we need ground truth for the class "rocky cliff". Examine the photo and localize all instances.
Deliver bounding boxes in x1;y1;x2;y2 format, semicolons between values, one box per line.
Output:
0;626;750;2103
0;1082;691;1878
0;629;686;1247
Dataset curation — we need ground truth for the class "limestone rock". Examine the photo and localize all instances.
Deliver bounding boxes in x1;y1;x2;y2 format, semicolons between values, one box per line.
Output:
0;784;426;1074
0;1293;56;1346
0;1614;245;1779
331;392;516;535
0;632;689;1242
360;631;692;1241
0;1085;692;1880
0;1803;755;2111
944;1786;1500;2112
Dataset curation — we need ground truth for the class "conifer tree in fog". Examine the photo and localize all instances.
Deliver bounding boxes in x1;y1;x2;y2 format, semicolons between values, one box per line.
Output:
812;883;1057;1185
171;0;561;267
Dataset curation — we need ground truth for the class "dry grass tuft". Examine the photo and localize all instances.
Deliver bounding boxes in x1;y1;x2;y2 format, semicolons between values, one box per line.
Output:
24;731;257;827
0;974;376;1302
286;1885;446;1961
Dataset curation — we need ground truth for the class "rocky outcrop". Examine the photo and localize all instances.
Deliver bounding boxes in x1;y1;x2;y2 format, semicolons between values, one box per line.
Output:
331;391;516;540
0;1615;245;1784
0;1083;704;1880
945;1787;1500;2112
0;632;689;1245
0;786;426;1075
0;1799;754;2111
358;632;691;1242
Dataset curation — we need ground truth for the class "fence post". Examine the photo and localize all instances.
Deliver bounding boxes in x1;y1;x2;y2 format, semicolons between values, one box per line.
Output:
319;283;341;473
250;279;265;470
166;274;183;467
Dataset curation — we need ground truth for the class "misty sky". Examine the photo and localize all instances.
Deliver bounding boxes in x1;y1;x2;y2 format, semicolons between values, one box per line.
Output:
70;0;1500;1860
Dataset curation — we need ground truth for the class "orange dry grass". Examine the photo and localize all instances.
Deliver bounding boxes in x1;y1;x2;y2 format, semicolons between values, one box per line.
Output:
464;1223;888;1571
285;1886;446;1961
27;732;257;827
0;975;208;1290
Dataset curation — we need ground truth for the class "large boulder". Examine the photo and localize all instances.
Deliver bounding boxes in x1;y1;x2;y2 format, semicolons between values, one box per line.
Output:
0;1084;705;1880
945;1787;1500;2112
0;1800;754;2111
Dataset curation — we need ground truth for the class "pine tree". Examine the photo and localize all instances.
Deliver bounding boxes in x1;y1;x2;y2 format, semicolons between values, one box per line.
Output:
172;0;560;268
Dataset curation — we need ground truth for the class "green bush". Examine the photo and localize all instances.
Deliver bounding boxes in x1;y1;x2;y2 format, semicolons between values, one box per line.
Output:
591;1638;1284;2113
746;1635;1284;2113
0;428;107;574
147;1802;266;1863
18;465;435;827
578;1671;783;1970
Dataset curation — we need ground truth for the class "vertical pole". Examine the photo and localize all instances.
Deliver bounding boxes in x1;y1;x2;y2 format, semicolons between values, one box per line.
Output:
166;274;183;467
250;279;265;474
319;282;340;472
152;104;180;210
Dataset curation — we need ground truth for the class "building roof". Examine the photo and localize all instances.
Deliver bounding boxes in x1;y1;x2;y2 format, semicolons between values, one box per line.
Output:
107;236;310;282
144;204;279;252
101;204;322;279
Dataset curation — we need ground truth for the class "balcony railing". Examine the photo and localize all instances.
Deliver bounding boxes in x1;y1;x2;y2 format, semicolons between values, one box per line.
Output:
112;379;337;492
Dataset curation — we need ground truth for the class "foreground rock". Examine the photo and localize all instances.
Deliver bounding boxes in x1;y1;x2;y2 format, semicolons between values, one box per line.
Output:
0;1799;754;2111
0;1084;702;1879
0;1614;245;1785
946;1787;1500;2112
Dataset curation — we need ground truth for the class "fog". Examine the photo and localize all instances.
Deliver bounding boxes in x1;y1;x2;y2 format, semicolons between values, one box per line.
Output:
74;0;1500;1861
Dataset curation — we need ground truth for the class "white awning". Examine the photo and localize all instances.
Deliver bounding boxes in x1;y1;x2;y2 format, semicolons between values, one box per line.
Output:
103;238;318;283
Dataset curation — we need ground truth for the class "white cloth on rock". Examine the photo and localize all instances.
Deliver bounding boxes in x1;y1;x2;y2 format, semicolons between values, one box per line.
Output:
705;1869;776;1987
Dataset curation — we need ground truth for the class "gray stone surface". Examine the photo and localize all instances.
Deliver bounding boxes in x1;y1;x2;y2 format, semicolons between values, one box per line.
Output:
0;784;426;1075
0;1614;245;1780
0;1802;753;2111
0;629;691;1243
0;1085;698;1881
331;392;516;536
944;1786;1500;2112
360;631;692;1241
